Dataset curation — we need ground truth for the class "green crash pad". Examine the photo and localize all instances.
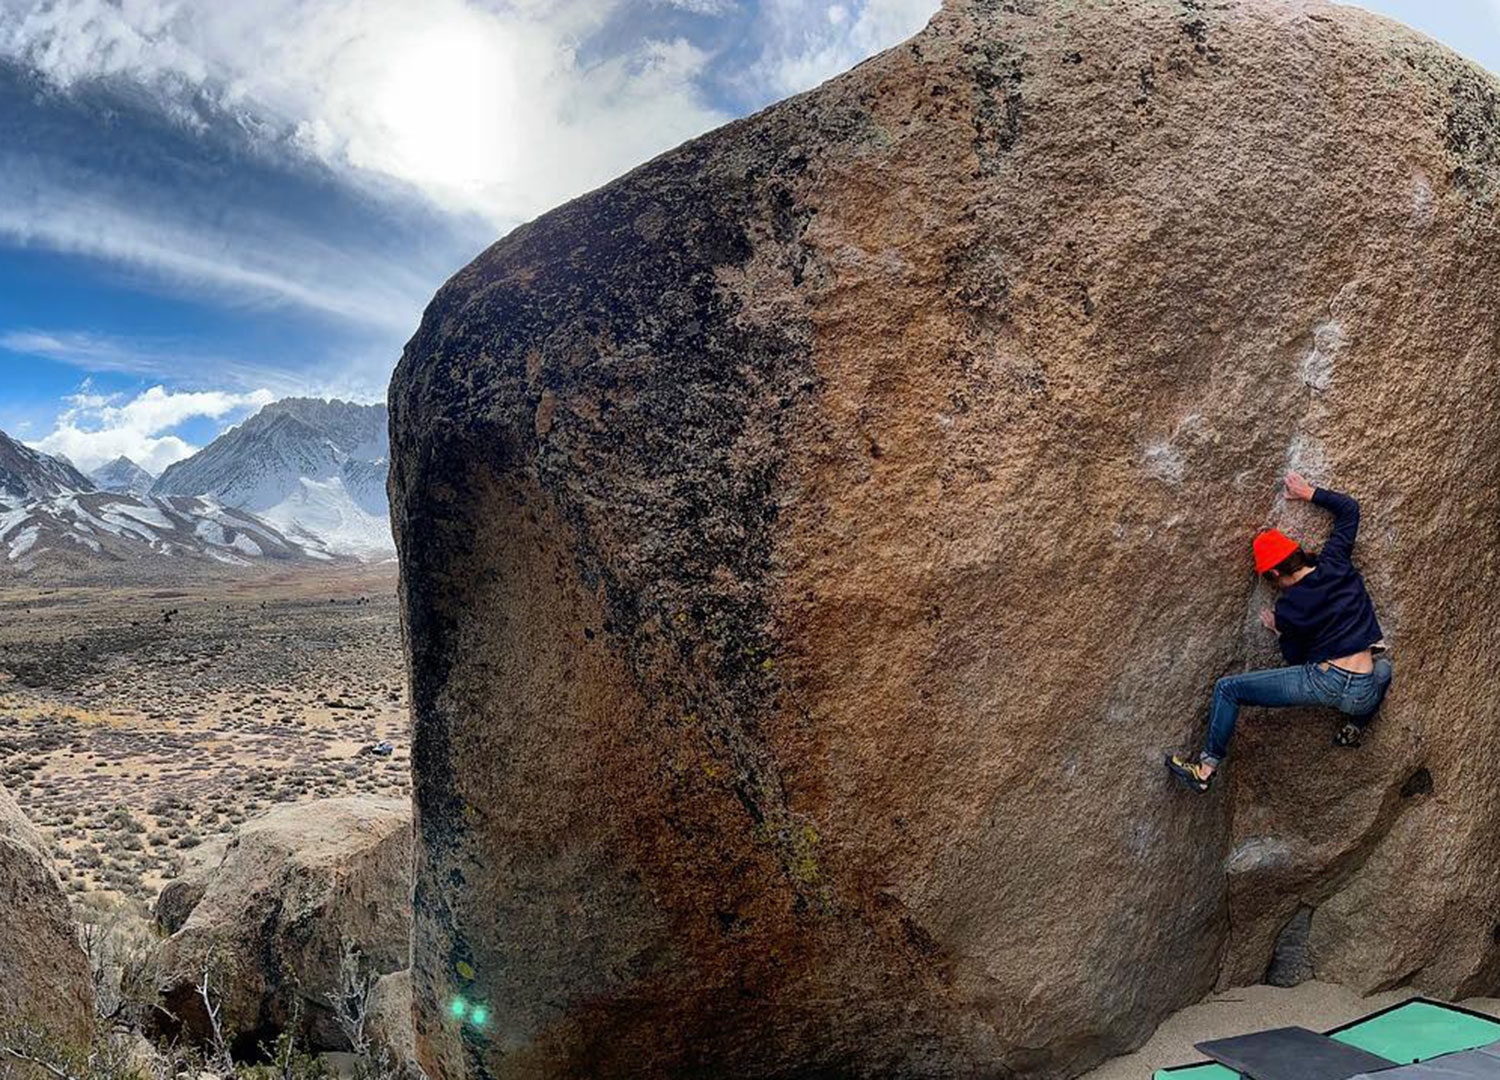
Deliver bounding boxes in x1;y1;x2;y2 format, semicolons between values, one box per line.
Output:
1153;998;1500;1080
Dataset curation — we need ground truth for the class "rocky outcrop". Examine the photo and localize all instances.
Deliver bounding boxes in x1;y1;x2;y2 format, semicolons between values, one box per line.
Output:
0;785;94;1041
388;0;1500;1076
153;834;230;935
367;970;418;1073
157;798;411;1055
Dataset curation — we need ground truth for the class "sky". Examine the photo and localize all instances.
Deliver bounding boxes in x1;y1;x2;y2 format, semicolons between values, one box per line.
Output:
0;0;1495;476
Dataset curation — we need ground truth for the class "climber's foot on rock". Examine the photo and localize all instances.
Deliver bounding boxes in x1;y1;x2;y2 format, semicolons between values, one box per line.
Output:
1334;719;1367;748
1166;753;1215;794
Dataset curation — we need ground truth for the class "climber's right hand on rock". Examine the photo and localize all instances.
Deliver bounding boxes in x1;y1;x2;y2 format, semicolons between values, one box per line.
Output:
1259;607;1279;634
1284;470;1316;501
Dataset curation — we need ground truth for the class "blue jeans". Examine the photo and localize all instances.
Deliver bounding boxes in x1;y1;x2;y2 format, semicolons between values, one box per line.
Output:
1202;656;1392;765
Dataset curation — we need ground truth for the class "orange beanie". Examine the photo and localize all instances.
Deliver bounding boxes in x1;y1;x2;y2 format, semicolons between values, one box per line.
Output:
1253;529;1300;574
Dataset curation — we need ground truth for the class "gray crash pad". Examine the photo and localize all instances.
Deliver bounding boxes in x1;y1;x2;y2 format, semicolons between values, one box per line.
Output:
1195;1025;1396;1080
1347;1039;1500;1080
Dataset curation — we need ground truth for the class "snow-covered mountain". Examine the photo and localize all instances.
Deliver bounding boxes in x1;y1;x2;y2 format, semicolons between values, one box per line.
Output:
150;398;392;557
0;428;333;573
89;456;156;497
0;492;330;571
0;429;94;500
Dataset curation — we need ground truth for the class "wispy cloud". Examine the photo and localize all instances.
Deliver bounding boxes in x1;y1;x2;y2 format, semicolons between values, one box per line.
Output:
2;328;307;395
29;379;274;474
1;327;397;405
0;0;733;227
0;169;437;333
736;0;938;100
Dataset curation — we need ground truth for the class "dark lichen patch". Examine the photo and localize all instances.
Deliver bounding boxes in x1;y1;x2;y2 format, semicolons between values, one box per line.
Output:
1178;16;1221;64
966;37;1026;172
1445;68;1500;206
392;111;836;908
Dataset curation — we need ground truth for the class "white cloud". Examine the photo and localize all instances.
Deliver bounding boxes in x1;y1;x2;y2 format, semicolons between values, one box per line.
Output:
656;0;739;12
742;0;938;99
0;0;733;227
29;380;274;475
1;329;308;395
0;172;435;333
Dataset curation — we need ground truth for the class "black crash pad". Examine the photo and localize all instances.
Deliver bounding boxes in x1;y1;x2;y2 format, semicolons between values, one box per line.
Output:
1348;1040;1500;1080
1194;1025;1397;1080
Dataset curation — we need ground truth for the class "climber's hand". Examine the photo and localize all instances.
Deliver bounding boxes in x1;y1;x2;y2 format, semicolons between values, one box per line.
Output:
1259;607;1278;633
1284;470;1316;501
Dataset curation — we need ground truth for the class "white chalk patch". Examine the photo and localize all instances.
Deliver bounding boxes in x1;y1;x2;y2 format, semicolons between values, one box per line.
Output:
1127;819;1164;859
1224;836;1294;874
1142;412;1209;484
1285;433;1328;479
1142;440;1184;482
1410;174;1435;228
1299;321;1342;392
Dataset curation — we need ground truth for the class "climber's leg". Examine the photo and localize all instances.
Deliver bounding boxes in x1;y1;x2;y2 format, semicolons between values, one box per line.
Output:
1200;664;1324;769
1168;664;1325;793
1334;655;1393;748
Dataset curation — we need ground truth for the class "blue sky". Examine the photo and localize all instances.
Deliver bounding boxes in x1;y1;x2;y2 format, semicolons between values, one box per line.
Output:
0;0;1495;474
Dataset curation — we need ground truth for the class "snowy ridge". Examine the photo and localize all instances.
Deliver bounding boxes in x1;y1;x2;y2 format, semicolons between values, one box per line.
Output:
0;428;94;500
89;456;157;497
0;491;331;572
151;398;392;556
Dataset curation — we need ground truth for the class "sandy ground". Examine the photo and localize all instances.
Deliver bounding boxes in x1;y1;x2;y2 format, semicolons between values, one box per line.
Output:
0;562;408;907
1083;982;1500;1079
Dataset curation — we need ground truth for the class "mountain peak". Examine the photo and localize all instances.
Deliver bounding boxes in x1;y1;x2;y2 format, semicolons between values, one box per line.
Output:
150;397;392;557
90;456;157;497
0;428;96;501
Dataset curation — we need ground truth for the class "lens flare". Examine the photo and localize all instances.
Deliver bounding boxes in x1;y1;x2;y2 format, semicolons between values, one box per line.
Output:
450;997;468;1019
471;1005;489;1027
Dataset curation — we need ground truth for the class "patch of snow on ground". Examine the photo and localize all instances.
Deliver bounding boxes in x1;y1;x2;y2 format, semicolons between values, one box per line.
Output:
101;502;175;530
229;534;262;557
9;526;40;560
0;506;30;541
256;475;394;558
194;519;229;546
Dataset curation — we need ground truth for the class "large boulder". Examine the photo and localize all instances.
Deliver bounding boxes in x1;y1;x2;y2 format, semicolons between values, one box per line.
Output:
153;834;231;935
388;0;1500;1076
157;798;411;1055
0;785;94;1042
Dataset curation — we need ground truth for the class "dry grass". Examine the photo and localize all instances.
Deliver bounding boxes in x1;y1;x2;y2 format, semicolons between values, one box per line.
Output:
0;563;409;906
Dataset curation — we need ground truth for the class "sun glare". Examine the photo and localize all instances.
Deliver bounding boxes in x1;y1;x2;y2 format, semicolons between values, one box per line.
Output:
372;18;515;194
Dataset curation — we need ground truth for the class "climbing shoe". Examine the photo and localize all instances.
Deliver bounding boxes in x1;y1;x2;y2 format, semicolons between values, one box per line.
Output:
1166;753;1215;794
1334;719;1367;748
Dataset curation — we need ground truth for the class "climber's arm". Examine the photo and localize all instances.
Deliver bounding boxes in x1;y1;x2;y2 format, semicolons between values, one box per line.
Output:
1284;469;1360;565
1311;487;1360;565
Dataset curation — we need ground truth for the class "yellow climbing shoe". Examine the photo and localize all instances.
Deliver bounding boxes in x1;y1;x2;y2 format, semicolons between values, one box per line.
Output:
1166;753;1214;794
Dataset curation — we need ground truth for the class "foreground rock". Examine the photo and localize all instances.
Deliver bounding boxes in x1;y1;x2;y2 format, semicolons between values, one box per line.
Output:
0;785;94;1041
157;797;411;1055
367;970;418;1073
389;0;1500;1076
153;834;231;935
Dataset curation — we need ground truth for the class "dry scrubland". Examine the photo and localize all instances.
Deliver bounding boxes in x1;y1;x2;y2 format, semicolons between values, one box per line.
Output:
0;562;408;908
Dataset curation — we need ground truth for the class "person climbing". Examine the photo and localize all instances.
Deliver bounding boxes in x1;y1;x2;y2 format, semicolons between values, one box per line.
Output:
1166;470;1392;794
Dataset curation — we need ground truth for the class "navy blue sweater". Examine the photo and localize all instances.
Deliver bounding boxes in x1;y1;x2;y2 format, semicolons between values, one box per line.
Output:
1273;488;1384;665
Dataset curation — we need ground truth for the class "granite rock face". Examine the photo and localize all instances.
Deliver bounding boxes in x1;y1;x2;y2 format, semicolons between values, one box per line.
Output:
157;798;412;1055
389;0;1500;1075
0;785;95;1042
153;833;231;935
